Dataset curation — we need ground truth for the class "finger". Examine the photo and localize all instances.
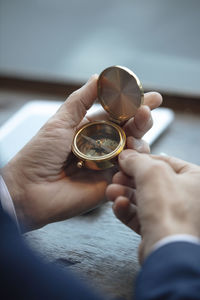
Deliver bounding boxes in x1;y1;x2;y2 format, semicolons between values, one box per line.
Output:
152;154;193;174
112;171;135;188
106;183;136;204
86;92;162;124
118;150;182;190
118;149;158;182
123;105;153;138
113;197;140;234
56;74;98;127
123;92;162;138
126;136;150;153
143;92;163;110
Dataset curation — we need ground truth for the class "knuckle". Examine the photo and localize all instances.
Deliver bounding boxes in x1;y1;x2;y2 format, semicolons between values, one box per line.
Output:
153;161;167;172
146;161;167;177
139;140;150;154
146;116;153;131
40;118;66;138
69;91;90;112
70;90;79;98
43;118;60;130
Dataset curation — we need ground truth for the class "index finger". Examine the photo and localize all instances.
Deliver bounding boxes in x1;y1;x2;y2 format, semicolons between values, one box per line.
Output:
118;149;174;188
118;150;153;180
143;92;163;110
123;92;162;138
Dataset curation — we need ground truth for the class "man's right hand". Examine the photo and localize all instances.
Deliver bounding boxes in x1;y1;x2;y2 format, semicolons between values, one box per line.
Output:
2;75;161;231
106;150;200;263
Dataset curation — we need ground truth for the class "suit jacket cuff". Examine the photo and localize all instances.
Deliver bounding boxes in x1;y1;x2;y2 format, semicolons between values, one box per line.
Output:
0;175;19;229
151;234;200;253
135;241;200;300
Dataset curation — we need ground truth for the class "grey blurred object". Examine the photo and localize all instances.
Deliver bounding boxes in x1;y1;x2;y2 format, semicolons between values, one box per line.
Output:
0;0;200;96
0;101;174;167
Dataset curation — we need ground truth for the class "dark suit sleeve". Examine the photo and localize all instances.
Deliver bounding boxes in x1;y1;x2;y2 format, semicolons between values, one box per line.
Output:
135;242;200;300
0;204;109;300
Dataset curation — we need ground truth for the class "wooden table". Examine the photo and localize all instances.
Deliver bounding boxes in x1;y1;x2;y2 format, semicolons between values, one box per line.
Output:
1;79;200;299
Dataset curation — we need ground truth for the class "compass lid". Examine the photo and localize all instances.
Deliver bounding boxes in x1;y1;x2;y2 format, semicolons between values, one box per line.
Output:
97;66;144;123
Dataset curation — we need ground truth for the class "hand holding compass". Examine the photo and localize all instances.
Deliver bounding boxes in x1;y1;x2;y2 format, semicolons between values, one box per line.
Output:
2;72;162;229
72;66;144;170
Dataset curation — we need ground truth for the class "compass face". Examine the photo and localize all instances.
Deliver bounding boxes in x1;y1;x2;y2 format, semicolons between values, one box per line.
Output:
75;122;121;159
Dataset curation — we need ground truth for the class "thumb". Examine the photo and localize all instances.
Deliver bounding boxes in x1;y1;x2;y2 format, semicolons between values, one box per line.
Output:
118;150;153;180
57;74;98;127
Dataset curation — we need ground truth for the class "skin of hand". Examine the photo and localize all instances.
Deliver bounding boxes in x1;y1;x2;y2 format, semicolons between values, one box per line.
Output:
106;149;200;263
1;75;162;231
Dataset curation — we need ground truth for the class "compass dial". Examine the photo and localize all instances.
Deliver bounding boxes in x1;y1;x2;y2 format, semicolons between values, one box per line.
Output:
72;66;142;170
79;135;119;158
76;122;120;159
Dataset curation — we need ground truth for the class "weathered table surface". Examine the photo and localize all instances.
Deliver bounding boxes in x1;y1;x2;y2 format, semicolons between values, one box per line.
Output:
1;87;200;299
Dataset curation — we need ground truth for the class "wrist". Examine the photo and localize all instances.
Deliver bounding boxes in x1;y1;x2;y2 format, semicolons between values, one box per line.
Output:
140;221;199;262
2;159;27;227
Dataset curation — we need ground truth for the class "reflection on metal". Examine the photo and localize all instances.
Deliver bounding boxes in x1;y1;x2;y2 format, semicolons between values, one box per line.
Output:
72;66;143;170
98;66;144;122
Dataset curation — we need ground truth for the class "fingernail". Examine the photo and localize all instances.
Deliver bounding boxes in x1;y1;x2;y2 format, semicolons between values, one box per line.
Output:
119;149;136;160
86;74;98;84
143;105;151;112
159;152;168;156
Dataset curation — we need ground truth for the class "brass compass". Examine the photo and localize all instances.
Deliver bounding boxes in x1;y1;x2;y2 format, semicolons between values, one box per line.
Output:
72;66;144;170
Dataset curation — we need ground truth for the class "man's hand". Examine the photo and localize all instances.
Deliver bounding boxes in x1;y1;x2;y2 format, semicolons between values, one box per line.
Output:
2;76;162;231
106;150;200;262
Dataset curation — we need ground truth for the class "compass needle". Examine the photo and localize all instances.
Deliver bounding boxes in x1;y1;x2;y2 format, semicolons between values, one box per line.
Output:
81;134;115;154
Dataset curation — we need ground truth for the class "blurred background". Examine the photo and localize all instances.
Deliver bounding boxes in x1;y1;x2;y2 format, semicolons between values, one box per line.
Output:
1;0;200;95
0;0;200;154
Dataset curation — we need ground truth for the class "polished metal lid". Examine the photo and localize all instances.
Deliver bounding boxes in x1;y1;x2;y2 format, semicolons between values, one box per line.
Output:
97;66;144;122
